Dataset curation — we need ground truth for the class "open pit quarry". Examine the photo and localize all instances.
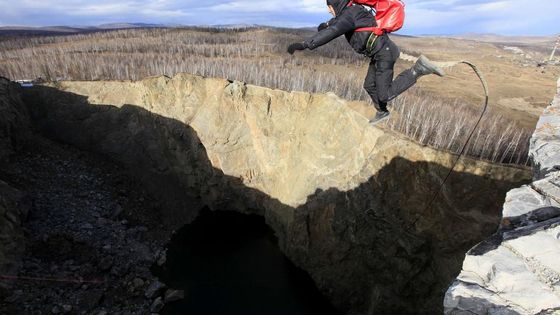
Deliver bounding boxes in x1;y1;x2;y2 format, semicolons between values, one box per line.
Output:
1;73;555;314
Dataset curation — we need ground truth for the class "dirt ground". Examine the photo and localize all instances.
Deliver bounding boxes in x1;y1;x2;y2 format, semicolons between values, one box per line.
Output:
290;32;560;130
391;35;560;130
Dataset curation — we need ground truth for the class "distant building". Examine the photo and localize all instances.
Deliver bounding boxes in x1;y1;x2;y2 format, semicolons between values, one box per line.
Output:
15;79;33;88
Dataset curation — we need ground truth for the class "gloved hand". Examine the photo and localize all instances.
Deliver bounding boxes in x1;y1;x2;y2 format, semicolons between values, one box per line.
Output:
317;22;328;31
287;42;308;55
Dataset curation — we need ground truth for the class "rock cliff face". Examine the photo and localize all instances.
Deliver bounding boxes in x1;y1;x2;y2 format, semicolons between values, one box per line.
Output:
0;181;30;290
0;78;31;292
0;78;29;164
444;78;560;314
21;74;530;313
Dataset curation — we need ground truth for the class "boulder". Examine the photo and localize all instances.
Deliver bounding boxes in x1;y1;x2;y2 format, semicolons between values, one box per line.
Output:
164;289;185;303
145;280;166;299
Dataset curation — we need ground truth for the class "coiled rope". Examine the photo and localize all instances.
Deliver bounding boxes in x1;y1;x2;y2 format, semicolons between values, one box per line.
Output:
398;53;489;229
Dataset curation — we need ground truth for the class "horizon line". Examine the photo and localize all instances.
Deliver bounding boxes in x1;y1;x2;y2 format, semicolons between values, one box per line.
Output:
1;23;559;38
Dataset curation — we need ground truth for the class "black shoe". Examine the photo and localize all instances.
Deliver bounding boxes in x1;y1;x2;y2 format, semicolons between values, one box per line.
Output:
369;111;391;125
412;55;445;77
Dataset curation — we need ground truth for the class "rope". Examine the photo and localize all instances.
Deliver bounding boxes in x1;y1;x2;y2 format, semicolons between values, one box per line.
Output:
397;54;490;230
0;274;105;284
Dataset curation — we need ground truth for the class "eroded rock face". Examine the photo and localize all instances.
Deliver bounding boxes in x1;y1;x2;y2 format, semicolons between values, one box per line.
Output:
0;77;29;162
0;78;31;292
0;181;30;289
444;78;560;314
21;74;529;314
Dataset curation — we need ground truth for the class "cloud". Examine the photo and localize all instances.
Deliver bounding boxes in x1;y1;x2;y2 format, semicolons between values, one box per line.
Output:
0;0;557;35
403;0;560;35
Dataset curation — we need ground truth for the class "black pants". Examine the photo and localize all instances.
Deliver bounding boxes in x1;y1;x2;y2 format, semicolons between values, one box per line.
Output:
363;39;417;112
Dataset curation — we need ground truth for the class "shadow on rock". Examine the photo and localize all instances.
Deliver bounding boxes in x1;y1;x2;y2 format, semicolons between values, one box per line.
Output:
469;206;560;256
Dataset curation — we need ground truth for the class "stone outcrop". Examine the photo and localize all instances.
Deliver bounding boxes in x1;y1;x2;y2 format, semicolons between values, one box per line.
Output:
444;78;560;314
0;78;31;292
21;73;530;314
0;77;29;162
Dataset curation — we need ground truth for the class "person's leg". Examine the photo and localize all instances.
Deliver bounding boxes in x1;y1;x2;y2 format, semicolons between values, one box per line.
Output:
363;58;385;112
374;44;396;108
378;41;445;103
367;45;395;125
377;41;417;103
384;69;417;102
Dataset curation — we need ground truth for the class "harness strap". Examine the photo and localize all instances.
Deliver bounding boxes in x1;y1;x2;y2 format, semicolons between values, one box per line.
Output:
364;32;379;55
348;1;384;35
355;26;384;35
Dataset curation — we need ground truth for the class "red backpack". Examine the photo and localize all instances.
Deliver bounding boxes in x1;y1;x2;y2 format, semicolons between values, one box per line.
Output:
349;0;405;35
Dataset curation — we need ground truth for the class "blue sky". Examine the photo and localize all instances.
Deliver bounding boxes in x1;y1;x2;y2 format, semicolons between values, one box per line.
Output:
0;0;558;36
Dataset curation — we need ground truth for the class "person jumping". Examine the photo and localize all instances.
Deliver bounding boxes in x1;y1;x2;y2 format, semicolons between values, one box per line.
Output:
287;0;445;125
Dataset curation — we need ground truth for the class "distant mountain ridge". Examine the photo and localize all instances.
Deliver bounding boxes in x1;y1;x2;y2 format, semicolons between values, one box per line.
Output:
97;23;169;29
0;23;171;35
445;33;557;44
0;23;270;36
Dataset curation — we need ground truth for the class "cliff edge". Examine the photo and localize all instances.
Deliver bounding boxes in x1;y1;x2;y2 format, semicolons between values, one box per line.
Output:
18;73;531;313
444;78;560;314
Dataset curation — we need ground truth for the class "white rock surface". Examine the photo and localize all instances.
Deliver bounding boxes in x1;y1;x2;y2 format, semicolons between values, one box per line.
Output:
530;77;560;180
444;78;560;314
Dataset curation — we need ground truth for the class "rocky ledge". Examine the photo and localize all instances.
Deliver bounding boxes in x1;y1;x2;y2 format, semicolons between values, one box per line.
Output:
1;73;532;314
444;78;560;314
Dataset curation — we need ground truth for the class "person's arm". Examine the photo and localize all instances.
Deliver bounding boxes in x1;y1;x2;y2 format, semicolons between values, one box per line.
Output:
287;12;355;54
318;18;336;31
305;13;355;50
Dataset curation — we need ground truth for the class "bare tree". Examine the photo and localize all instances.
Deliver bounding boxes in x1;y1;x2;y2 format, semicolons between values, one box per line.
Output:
0;27;531;165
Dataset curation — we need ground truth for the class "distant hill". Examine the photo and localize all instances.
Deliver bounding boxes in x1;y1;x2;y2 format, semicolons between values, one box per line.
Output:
0;23;174;36
97;23;169;29
0;23;266;36
0;26;90;36
446;33;557;44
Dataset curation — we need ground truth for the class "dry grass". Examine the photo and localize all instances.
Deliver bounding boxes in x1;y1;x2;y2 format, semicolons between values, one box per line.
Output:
388;94;529;165
0;27;531;165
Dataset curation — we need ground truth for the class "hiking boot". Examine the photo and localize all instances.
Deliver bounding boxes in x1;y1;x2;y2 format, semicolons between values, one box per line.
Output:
412;55;445;77
369;111;391;125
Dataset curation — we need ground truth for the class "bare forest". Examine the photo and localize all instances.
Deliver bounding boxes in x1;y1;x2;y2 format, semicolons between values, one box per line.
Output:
0;27;531;165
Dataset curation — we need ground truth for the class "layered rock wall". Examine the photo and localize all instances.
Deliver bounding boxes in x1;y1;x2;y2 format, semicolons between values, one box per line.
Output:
21;74;530;313
0;78;29;162
0;78;31;291
444;78;560;314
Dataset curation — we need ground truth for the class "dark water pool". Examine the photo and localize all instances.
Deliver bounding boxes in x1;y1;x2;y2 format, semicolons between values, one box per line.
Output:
156;209;342;315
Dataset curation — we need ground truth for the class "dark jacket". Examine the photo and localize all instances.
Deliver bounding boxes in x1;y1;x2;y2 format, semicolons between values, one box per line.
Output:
304;0;388;56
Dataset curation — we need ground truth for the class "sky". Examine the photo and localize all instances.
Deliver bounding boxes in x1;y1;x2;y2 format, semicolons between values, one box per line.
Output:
0;0;558;36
